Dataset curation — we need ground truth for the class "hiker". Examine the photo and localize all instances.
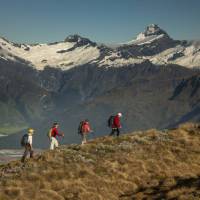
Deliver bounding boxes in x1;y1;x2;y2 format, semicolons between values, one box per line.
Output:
49;122;64;150
78;119;92;145
109;113;122;136
21;128;35;163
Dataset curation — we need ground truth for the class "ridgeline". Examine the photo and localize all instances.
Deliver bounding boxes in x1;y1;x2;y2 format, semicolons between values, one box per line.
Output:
0;123;200;200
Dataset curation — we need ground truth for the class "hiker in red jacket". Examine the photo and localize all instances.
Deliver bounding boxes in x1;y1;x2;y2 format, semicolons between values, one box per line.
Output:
81;119;92;145
110;113;122;136
50;122;64;150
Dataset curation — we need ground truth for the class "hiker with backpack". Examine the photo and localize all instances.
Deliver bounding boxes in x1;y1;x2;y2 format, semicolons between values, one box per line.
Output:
21;128;35;162
48;122;64;150
78;119;92;145
109;113;122;136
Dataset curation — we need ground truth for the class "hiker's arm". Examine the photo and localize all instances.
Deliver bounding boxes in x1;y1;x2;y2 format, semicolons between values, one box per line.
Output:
54;129;62;137
57;130;64;137
58;131;64;137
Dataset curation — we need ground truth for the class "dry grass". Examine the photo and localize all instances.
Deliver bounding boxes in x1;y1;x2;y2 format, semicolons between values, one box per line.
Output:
0;122;200;200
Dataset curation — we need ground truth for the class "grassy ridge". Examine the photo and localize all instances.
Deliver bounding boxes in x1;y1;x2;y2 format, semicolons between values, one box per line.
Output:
0;123;200;199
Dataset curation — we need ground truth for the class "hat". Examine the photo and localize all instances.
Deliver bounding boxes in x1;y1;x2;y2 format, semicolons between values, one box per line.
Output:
28;128;35;135
117;113;122;117
53;122;59;126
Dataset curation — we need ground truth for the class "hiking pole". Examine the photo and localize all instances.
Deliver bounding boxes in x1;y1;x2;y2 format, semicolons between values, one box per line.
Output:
61;133;65;142
59;132;65;143
90;130;95;139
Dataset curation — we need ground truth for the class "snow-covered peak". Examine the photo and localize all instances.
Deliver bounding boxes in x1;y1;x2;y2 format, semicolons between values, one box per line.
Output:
125;24;170;45
65;34;85;42
136;24;168;40
64;34;96;46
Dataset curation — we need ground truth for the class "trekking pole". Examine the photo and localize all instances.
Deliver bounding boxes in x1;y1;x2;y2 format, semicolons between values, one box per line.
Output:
59;132;65;140
91;130;95;139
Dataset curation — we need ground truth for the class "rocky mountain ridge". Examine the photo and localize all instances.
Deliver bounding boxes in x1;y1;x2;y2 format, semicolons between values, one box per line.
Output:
0;24;200;69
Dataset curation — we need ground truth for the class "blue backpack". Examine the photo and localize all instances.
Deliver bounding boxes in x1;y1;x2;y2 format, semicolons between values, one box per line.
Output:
21;134;28;146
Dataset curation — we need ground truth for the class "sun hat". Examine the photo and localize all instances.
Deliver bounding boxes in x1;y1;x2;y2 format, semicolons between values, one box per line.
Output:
28;128;35;135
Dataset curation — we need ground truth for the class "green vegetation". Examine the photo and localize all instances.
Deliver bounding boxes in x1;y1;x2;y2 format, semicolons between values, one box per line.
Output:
0;125;28;135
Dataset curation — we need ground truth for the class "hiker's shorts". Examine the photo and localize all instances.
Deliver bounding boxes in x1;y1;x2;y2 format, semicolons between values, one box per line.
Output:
50;137;59;150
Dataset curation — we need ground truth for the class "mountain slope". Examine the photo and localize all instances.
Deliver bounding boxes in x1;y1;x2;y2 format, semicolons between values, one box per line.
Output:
169;74;200;126
0;123;200;200
0;61;199;148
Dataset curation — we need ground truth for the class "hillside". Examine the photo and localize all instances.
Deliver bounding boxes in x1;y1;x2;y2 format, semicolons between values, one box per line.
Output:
0;123;200;199
0;60;199;148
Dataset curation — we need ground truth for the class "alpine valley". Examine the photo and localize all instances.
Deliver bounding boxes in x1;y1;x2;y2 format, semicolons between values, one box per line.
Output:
0;24;199;148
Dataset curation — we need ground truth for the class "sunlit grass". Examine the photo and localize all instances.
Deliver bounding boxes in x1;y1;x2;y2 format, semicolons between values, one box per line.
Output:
0;123;200;199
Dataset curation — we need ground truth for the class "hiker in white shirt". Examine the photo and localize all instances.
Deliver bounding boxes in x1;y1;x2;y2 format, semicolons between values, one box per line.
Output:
21;128;34;162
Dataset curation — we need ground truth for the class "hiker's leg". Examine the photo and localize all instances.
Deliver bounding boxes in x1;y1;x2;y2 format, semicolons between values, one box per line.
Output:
50;137;54;150
21;150;26;162
30;150;34;158
26;144;33;158
54;138;59;148
81;134;84;145
109;128;115;136
117;128;120;136
84;134;87;143
112;128;118;136
21;145;29;162
51;137;58;149
30;147;34;158
82;134;86;144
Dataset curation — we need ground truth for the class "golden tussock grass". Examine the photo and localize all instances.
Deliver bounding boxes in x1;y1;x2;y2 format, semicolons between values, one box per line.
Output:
0;122;200;199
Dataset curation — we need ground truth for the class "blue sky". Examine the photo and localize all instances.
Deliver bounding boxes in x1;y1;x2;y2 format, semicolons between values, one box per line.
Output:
0;0;199;43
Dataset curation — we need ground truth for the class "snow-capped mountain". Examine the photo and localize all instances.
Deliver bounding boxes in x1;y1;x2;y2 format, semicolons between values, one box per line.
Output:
0;35;100;70
0;24;200;69
126;24;170;45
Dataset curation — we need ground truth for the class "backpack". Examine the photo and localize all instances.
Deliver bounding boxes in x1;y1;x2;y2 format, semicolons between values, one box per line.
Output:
21;134;28;146
108;116;115;127
78;121;84;134
47;128;52;139
82;122;91;134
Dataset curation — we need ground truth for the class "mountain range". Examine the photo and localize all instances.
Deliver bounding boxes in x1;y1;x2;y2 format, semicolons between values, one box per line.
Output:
0;24;199;148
